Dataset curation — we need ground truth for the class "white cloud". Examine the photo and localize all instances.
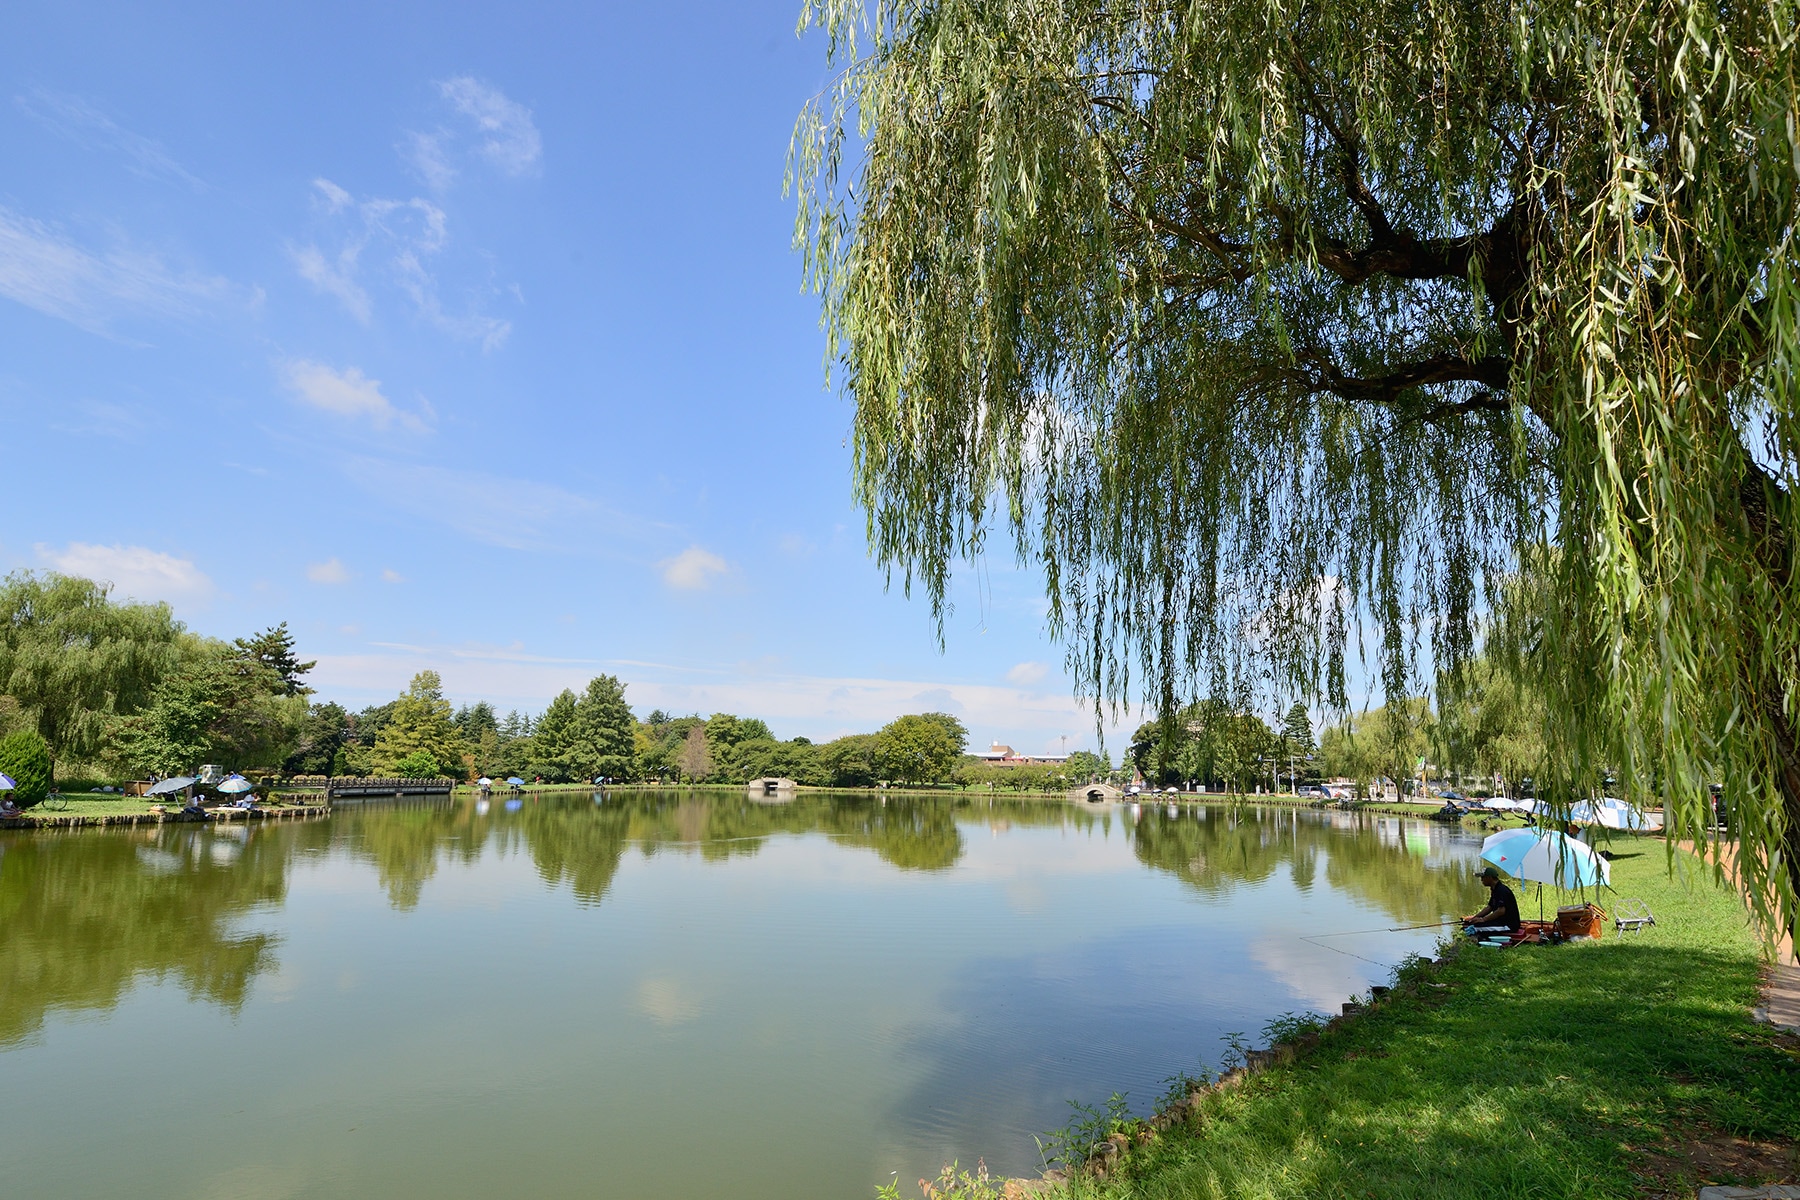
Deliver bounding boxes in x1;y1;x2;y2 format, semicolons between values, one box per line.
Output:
1006;660;1049;686
16;89;204;190
339;457;654;552
306;558;350;584
36;542;212;604
400;131;456;190
310;177;353;213
283;360;431;433
778;532;816;558
0;207;232;334
381;568;405;583
291;183;509;348
290;244;370;323
659;545;729;591
438;77;541;175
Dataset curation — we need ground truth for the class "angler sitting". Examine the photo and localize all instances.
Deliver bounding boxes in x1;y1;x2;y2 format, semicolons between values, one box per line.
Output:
1462;866;1522;936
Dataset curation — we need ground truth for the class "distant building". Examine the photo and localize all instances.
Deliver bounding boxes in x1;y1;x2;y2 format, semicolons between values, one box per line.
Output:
968;742;1071;766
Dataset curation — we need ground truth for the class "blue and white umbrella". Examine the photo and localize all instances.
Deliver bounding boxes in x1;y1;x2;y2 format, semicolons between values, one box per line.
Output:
1566;797;1657;831
217;774;255;795
0;772;15;791
1481;828;1611;888
505;776;525;788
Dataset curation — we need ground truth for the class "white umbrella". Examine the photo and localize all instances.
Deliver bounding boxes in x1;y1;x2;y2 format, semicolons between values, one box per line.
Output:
146;776;197;796
1482;797;1519;811
1481;828;1611;888
217;775;255;795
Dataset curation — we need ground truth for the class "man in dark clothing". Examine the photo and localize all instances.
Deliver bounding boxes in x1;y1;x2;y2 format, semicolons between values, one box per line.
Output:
1464;866;1522;932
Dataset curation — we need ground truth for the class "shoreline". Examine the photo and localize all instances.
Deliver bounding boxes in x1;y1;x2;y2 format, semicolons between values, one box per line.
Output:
1;803;331;830
963;844;1798;1200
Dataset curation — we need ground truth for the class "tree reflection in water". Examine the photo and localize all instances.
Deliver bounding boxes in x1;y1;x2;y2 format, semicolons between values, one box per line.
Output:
0;795;1476;1044
1130;803;1479;925
0;821;322;1046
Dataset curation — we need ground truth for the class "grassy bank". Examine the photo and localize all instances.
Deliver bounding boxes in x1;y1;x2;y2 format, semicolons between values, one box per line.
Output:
3;793;321;822
936;846;1799;1200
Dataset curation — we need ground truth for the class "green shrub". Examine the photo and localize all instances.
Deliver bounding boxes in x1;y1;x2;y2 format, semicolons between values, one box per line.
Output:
393;750;441;777
0;729;53;808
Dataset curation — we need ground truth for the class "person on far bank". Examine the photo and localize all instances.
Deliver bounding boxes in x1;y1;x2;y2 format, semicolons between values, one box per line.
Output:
1463;866;1521;933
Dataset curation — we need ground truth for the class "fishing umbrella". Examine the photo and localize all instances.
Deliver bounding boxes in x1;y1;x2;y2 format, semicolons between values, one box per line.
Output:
146;776;197;796
505;776;525;788
1481;828;1611;888
477;777;493;788
1589;797;1659;831
0;772;15;791
1481;797;1519;811
216;775;255;795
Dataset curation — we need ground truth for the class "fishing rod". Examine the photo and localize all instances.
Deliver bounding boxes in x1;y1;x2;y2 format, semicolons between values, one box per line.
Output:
1306;919;1462;939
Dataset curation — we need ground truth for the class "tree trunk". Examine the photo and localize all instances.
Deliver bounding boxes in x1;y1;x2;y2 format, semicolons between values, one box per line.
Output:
1767;697;1800;944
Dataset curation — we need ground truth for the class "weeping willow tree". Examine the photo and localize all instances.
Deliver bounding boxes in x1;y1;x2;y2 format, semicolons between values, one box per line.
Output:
789;0;1800;939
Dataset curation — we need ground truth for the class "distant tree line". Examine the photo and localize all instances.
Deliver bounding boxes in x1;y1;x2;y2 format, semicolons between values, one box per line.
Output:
1128;701;1317;793
0;570;1109;800
1125;665;1550;799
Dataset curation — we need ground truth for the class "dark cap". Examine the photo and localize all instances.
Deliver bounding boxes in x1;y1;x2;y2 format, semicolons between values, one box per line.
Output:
1478;866;1500;881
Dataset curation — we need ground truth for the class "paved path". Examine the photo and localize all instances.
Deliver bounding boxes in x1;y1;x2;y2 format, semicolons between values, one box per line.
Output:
1755;963;1800;1034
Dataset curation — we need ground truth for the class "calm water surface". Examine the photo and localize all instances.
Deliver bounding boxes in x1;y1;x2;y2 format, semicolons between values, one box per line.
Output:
1;793;1484;1198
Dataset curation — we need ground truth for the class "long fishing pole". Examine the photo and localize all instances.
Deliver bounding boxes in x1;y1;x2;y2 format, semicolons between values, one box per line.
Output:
1306;919;1462;939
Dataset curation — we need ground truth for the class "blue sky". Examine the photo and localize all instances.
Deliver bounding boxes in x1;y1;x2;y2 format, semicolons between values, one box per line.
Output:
0;0;1133;754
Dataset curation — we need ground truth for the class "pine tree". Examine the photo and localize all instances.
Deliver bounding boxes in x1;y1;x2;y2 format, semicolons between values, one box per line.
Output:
566;675;636;781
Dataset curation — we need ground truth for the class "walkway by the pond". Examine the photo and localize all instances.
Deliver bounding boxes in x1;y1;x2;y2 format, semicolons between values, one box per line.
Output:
1759;964;1800;1034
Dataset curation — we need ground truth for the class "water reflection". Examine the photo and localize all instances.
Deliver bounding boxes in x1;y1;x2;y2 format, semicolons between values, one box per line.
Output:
0;822;316;1046
1131;803;1477;924
0;795;1477;1056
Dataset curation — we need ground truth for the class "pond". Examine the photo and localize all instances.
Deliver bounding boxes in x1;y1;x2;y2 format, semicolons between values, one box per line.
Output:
0;792;1484;1198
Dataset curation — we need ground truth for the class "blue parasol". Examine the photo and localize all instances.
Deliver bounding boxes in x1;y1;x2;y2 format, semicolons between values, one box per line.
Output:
1481;828;1610;888
217;775;255;794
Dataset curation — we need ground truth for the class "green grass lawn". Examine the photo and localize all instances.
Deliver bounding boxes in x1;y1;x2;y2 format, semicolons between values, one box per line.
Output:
19;793;162;817
1017;846;1799;1200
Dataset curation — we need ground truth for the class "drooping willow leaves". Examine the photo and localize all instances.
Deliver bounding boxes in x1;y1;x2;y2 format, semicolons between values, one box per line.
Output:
790;0;1800;939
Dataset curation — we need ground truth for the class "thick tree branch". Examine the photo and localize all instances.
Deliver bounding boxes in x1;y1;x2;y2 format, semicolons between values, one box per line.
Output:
1303;352;1512;405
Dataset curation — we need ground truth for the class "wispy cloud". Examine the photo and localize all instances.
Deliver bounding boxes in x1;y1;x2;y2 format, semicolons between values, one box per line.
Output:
659;545;728;590
381;568;405;583
1006;661;1049;686
338;457;658;552
290;179;508;348
15;89;204;189
306;558;350;584
291;244;370;323
50;399;147;439
0;207;232;334
437;77;541;176
283;360;432;433
36;542;213;604
400;130;457;190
